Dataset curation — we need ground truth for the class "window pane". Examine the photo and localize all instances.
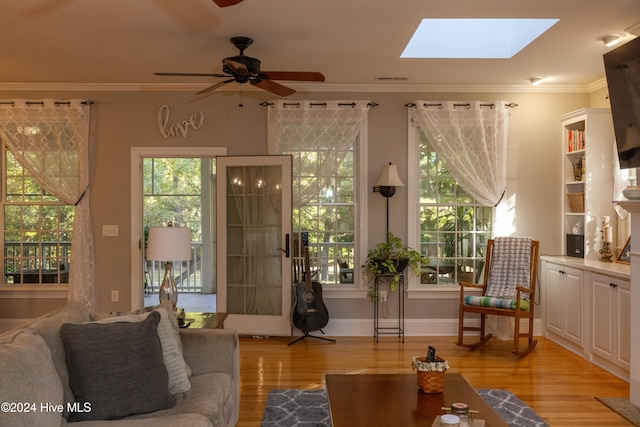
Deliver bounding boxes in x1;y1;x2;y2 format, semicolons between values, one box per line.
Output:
417;132;492;285
290;143;356;287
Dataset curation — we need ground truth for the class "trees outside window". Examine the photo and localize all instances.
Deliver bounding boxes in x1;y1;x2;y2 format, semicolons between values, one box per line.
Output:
416;130;492;285
3;147;73;284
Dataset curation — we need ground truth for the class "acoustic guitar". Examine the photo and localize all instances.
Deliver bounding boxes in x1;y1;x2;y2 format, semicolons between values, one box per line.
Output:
291;232;329;332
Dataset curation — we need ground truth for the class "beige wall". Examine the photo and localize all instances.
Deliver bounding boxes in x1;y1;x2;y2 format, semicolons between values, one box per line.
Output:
0;88;596;322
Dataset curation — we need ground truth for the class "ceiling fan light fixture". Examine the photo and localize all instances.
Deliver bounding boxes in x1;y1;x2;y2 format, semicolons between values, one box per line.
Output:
527;76;545;85
600;34;624;47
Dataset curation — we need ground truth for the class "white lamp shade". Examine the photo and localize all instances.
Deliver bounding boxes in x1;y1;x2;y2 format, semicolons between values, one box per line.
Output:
375;164;404;187
146;226;191;261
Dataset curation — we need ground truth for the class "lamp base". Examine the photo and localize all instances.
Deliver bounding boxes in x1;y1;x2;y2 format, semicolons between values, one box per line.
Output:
159;262;178;313
599;241;614;262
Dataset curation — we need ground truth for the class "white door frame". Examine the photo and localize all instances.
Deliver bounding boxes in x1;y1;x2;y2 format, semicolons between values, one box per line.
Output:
130;146;227;310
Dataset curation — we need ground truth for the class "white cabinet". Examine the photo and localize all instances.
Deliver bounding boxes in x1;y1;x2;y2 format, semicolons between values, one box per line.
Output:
560;109;614;260
590;273;631;378
541;256;631;381
543;260;585;355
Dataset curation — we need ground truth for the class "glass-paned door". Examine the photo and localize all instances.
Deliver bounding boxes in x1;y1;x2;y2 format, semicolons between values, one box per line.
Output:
216;155;292;336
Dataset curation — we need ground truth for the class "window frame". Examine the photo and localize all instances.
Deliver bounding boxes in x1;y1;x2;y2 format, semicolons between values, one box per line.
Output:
0;145;72;297
290;122;369;298
406;114;492;299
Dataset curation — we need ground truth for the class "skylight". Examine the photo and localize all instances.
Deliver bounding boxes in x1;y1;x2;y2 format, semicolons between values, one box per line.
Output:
401;18;559;59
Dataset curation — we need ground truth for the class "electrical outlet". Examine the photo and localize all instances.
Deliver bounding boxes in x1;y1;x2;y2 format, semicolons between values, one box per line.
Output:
379;290;388;302
111;290;119;302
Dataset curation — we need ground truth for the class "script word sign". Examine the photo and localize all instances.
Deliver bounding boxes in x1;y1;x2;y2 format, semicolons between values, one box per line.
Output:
157;104;205;139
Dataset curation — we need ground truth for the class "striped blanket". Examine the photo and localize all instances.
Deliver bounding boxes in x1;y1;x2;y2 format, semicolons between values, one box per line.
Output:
485;237;533;300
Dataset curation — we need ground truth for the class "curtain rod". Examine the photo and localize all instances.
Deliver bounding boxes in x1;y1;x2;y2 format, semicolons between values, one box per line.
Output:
0;100;94;106
260;101;378;108
405;102;518;109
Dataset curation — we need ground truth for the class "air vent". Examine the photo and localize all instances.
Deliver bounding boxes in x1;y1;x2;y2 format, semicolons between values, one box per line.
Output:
375;76;409;81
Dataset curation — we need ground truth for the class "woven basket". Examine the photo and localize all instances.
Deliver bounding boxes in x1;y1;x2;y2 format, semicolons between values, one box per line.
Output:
417;369;445;393
567;193;584;213
412;356;447;394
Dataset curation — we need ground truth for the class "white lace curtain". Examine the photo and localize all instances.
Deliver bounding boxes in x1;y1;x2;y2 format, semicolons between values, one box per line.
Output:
0;99;94;312
409;101;510;206
267;100;371;208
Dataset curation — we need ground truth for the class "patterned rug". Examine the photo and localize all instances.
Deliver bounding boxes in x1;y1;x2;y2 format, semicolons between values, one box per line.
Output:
596;397;640;426
261;388;549;427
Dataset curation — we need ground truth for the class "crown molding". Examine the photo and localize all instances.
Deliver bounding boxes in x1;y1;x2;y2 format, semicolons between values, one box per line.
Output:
0;81;598;94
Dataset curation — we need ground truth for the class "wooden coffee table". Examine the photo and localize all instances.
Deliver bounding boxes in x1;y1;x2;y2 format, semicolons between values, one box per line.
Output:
325;373;509;427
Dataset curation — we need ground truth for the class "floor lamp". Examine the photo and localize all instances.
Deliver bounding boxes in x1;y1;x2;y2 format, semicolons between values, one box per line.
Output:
146;223;191;313
373;163;404;241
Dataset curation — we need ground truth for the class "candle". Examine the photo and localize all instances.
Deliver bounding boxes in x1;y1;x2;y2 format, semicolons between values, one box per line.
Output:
604;225;613;243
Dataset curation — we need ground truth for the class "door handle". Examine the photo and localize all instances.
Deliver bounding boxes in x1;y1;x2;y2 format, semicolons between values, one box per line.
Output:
279;233;290;258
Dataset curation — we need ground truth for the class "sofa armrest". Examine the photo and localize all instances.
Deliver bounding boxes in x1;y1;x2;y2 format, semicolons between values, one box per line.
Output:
179;328;239;378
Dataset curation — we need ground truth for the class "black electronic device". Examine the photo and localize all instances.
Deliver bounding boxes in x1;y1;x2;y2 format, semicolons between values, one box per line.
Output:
427;346;436;362
603;36;640;169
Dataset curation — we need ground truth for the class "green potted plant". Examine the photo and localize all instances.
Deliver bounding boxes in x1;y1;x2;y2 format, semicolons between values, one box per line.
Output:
362;232;427;299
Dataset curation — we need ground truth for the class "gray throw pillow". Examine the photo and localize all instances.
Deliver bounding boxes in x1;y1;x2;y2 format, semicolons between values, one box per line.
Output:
92;305;191;394
60;311;176;421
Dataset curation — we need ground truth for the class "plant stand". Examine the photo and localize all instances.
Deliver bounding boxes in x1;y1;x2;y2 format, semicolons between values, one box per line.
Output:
374;273;405;343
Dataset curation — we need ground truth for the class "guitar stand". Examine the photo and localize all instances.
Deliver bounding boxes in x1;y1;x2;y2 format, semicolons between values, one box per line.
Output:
288;330;336;346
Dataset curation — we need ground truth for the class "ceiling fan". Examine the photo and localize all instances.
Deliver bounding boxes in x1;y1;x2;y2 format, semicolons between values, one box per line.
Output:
154;37;325;97
213;0;245;6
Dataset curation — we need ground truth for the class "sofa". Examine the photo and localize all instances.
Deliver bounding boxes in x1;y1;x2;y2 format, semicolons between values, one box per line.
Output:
0;301;239;427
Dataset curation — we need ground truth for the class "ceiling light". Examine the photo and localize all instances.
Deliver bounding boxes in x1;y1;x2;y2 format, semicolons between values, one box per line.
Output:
527;76;545;85
600;34;623;47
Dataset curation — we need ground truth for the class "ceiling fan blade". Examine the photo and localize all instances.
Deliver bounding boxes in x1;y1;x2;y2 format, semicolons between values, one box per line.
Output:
213;0;244;7
252;79;296;97
196;79;235;95
261;71;325;82
154;72;229;77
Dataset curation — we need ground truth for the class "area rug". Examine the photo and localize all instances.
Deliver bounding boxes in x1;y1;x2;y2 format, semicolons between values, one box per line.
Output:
261;388;548;427
596;397;640;426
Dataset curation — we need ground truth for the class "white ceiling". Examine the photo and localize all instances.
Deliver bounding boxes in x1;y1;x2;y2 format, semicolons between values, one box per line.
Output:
1;0;639;94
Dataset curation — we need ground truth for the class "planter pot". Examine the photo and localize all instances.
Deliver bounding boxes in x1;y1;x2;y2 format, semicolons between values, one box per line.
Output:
374;258;410;273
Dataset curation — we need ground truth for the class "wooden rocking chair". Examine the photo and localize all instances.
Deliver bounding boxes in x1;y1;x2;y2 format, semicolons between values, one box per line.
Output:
457;237;540;356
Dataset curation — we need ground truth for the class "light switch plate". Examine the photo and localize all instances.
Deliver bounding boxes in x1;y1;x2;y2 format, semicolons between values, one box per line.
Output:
102;225;119;236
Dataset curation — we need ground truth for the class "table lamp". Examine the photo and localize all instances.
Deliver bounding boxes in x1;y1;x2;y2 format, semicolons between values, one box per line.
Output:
146;223;191;313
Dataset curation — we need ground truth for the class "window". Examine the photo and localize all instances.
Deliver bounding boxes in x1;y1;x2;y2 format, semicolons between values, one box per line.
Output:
3;146;73;284
411;129;492;287
291;143;358;287
267;100;371;293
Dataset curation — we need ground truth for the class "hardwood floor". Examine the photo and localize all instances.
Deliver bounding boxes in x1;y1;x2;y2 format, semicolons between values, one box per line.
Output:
237;335;632;426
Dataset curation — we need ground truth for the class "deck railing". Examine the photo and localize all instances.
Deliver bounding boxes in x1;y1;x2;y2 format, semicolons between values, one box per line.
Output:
4;241;203;292
4;242;72;284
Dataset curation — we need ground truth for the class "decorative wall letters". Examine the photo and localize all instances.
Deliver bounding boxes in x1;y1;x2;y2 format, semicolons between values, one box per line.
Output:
157;104;205;138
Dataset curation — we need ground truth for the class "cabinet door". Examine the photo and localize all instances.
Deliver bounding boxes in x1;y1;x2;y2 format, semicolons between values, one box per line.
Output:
617;284;631;370
590;275;615;362
563;267;584;346
544;263;564;336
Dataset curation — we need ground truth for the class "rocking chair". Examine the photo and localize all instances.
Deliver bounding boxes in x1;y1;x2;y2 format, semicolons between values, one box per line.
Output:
457;237;540;356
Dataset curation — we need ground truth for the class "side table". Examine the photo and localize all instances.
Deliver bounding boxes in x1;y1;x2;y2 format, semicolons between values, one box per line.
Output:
373;273;404;342
183;312;228;329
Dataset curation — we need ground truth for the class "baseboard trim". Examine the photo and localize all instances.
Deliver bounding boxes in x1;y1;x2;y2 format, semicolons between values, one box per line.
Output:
301;318;542;337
